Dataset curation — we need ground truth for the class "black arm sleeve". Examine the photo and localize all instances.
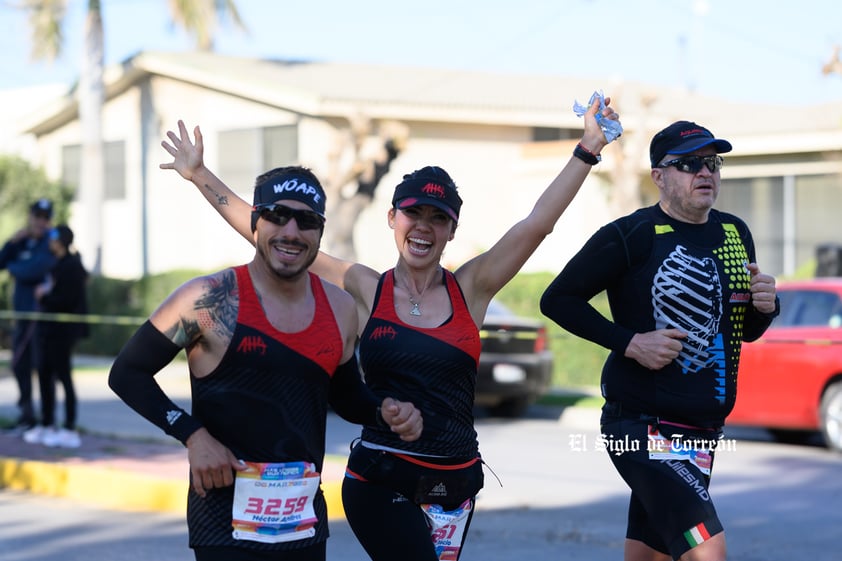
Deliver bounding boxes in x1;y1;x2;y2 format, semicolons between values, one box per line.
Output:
540;222;643;354
743;295;780;342
108;320;203;445
328;354;382;427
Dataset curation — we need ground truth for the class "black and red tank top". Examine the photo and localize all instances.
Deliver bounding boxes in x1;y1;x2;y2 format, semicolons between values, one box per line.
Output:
359;268;481;458
186;265;342;550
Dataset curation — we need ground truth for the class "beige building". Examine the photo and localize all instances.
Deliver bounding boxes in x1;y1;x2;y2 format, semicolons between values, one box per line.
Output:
15;51;842;279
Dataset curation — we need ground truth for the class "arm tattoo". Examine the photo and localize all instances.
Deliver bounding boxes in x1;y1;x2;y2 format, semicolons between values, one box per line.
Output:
162;270;239;347
194;270;239;341
167;318;201;348
203;182;229;207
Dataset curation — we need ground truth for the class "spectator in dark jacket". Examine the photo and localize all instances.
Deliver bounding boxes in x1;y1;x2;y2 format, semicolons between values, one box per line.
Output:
23;225;89;448
0;199;56;429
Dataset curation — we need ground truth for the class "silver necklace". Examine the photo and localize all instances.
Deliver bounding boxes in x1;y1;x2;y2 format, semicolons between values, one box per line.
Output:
401;268;438;317
409;295;422;316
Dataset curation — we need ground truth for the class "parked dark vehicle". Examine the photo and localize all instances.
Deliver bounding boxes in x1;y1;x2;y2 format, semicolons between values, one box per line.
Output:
475;300;553;417
728;278;842;452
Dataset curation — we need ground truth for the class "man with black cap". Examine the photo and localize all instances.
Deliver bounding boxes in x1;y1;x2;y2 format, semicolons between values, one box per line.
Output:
108;166;422;561
0;198;57;430
540;121;779;561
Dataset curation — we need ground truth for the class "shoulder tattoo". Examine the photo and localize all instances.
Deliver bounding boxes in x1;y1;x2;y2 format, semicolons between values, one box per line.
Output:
165;270;239;346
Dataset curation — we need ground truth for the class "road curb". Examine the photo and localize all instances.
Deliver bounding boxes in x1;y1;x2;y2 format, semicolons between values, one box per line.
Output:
0;455;346;519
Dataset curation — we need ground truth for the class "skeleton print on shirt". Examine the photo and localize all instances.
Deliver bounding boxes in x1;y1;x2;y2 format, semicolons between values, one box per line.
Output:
652;244;724;374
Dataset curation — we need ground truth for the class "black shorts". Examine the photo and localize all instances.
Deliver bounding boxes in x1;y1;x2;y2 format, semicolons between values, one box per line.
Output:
600;413;723;559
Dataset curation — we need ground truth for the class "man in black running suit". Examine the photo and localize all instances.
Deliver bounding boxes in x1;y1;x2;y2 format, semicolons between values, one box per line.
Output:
540;121;779;561
109;166;422;561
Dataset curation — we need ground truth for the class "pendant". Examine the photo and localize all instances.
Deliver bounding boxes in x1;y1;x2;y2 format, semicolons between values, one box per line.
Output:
410;302;422;316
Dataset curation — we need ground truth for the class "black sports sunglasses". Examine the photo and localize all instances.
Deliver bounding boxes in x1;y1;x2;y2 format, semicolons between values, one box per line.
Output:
254;204;325;231
657;155;724;174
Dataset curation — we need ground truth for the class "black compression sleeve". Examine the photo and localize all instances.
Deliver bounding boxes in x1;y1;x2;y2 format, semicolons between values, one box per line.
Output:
541;222;643;353
328;354;382;427
743;295;780;342
108;320;203;445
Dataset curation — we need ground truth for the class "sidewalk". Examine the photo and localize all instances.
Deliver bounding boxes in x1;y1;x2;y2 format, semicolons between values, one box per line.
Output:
0;356;347;517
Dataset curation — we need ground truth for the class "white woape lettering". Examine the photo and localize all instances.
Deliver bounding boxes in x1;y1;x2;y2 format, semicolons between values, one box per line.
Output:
273;179;317;197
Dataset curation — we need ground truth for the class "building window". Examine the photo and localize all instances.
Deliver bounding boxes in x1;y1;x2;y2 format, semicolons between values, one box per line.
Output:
218;125;298;196
794;174;842;272
531;127;578;142
717;173;842;277
61;145;81;198
104;141;126;200
716;176;784;275
60;141;126;200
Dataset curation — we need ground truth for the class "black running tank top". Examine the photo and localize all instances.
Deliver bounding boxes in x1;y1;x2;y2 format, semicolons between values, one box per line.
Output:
186;265;343;550
359;269;481;457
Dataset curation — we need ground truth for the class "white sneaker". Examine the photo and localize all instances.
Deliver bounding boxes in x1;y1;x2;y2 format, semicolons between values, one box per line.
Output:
43;428;82;449
23;426;58;446
23;425;47;444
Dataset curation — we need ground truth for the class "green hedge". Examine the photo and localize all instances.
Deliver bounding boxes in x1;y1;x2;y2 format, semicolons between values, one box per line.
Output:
0;269;206;357
495;272;608;389
0;269;609;388
77;270;208;356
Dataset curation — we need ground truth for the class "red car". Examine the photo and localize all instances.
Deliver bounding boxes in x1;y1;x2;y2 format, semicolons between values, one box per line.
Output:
728;278;842;452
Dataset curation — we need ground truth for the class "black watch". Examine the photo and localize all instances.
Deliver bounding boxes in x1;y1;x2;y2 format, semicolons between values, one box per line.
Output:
573;143;601;165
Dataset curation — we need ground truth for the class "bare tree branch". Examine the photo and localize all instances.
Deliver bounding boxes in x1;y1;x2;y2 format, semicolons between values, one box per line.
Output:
323;116;409;260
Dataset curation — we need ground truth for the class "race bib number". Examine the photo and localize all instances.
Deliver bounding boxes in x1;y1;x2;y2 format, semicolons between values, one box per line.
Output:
647;425;712;475
421;499;473;561
231;461;320;544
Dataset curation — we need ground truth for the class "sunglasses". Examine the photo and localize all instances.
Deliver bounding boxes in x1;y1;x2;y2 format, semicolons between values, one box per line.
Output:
255;204;325;231
658;155;724;174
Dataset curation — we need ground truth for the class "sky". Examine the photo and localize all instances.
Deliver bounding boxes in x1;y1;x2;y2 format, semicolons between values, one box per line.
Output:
0;0;840;106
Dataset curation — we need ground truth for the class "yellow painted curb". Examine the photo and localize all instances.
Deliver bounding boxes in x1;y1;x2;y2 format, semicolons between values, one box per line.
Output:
323;480;345;519
0;456;345;519
1;455;187;513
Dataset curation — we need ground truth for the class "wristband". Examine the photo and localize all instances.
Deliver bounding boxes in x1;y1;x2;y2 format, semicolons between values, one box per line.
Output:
573;143;601;165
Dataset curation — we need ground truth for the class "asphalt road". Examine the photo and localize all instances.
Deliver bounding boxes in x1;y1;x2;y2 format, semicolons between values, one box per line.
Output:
2;356;841;560
3;402;841;561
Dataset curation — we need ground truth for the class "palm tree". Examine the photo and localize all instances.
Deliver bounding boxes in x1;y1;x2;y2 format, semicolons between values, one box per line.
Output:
21;0;245;274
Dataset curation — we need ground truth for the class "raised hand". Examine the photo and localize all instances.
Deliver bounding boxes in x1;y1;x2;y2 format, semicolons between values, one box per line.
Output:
160;120;206;182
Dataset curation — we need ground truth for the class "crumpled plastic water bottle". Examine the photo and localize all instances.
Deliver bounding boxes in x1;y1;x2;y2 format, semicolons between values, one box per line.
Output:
572;90;623;143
